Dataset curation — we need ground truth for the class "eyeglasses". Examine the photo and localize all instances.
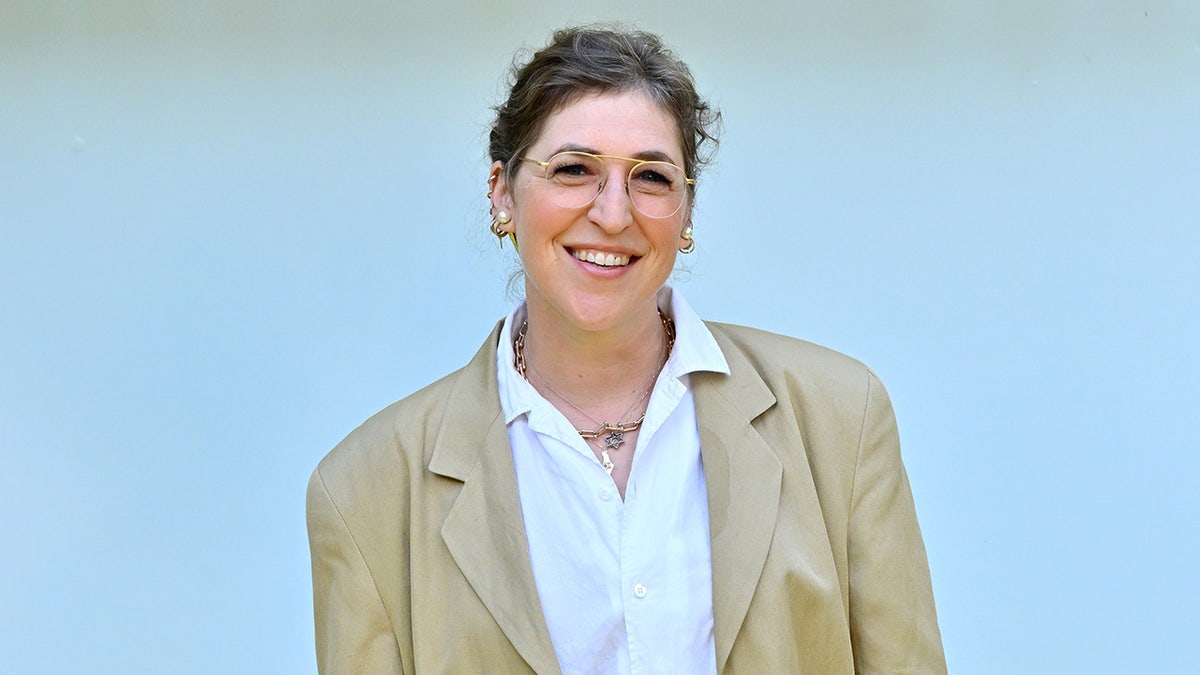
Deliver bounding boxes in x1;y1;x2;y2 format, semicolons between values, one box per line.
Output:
519;151;695;219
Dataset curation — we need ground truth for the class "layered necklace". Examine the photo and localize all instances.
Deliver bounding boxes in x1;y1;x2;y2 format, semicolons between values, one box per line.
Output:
514;311;676;475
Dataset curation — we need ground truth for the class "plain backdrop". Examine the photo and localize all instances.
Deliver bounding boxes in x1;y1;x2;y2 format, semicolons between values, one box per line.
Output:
2;2;1197;673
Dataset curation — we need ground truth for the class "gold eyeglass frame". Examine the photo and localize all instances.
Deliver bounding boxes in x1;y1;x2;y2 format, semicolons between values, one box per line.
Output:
518;151;696;219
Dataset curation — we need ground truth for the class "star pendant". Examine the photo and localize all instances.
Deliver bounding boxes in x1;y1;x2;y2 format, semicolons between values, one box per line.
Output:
604;429;625;450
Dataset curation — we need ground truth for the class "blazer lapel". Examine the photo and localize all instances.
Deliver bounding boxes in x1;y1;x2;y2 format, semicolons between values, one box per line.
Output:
430;324;562;675
695;325;783;673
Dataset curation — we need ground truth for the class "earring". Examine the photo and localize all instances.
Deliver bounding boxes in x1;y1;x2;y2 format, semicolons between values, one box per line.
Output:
490;211;516;250
490;210;510;237
678;225;696;254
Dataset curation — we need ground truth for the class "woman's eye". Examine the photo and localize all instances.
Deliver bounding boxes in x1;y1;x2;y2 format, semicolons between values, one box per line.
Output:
553;163;591;177
634;168;672;185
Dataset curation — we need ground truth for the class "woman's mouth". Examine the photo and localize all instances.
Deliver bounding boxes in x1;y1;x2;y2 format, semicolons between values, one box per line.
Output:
572;248;632;267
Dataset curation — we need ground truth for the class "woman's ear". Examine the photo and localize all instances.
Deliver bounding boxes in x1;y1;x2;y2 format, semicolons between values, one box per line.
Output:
488;160;514;225
488;161;519;251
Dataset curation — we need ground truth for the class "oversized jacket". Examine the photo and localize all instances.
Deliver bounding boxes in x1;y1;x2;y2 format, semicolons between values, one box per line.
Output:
307;320;947;674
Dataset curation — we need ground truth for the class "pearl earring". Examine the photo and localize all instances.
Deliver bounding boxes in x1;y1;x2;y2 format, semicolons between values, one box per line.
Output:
679;225;696;254
490;211;516;250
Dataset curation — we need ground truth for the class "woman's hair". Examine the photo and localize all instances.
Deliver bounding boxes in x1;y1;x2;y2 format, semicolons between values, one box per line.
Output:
489;25;721;191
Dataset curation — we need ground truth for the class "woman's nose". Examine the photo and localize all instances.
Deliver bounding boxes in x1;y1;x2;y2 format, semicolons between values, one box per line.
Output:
587;173;634;232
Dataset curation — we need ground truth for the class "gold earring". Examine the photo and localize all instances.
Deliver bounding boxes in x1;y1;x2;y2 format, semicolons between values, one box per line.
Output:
679;225;696;254
491;211;517;250
490;210;510;236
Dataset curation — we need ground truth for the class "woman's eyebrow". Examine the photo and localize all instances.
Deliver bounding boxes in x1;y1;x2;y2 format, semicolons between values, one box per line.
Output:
549;143;680;164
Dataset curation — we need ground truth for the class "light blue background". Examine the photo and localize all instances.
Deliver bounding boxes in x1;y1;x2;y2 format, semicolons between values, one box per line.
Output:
2;2;1197;673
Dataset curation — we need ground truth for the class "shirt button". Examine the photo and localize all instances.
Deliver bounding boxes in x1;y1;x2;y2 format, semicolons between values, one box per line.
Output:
633;583;647;598
598;488;612;501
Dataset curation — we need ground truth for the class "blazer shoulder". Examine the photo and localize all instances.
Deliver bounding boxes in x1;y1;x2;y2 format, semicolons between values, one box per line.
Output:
312;365;466;500
311;320;504;506
705;321;883;392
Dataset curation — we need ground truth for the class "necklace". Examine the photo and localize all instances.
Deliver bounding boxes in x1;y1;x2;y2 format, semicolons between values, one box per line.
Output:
514;310;676;474
532;360;657;453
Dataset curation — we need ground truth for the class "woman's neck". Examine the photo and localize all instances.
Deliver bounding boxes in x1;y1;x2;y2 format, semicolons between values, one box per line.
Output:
520;302;668;412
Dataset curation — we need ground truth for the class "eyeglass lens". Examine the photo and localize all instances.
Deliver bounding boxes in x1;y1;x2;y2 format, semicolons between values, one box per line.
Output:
540;152;687;218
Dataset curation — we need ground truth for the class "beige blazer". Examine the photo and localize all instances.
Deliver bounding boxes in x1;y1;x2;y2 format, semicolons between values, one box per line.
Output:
307;321;946;674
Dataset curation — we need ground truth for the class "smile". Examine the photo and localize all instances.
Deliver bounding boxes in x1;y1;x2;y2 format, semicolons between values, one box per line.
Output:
572;249;632;267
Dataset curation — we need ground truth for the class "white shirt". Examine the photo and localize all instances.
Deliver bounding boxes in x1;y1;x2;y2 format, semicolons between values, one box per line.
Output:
496;287;730;675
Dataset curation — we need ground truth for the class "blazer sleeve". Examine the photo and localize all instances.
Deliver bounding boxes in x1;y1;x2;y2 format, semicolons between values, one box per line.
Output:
307;467;404;675
847;372;947;674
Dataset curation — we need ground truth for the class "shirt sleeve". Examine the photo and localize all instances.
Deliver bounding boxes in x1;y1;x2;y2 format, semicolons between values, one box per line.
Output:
307;468;405;675
847;371;947;674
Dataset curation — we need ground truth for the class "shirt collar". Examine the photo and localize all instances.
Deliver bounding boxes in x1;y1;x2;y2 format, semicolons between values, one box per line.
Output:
657;286;731;382
495;286;730;425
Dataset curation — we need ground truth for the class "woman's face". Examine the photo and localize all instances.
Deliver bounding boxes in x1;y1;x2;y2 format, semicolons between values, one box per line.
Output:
491;90;692;335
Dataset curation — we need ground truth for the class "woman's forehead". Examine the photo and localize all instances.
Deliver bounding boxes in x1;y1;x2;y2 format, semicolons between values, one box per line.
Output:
528;90;685;164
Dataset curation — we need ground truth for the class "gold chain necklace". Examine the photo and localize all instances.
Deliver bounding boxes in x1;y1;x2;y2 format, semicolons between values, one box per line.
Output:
514;310;676;474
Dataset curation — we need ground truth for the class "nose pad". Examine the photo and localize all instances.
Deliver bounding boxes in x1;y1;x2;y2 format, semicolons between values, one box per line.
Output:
588;177;634;232
599;168;634;204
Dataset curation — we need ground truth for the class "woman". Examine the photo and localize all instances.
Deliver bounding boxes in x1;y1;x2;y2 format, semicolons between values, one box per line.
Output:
307;26;946;674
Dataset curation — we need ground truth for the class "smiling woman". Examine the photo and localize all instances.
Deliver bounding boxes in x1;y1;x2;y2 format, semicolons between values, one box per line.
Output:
492;90;690;355
306;25;946;675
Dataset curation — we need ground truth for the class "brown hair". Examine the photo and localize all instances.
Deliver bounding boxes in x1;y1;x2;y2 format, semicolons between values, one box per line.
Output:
489;25;721;192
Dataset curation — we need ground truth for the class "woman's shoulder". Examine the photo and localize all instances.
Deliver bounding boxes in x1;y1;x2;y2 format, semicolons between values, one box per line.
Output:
705;321;877;378
314;323;503;485
702;320;891;413
311;364;475;494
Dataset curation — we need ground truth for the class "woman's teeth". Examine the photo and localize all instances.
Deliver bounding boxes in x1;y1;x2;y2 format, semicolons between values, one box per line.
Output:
573;250;630;267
